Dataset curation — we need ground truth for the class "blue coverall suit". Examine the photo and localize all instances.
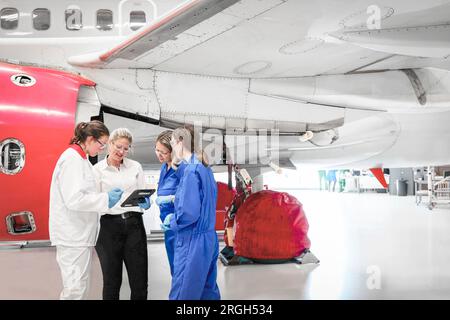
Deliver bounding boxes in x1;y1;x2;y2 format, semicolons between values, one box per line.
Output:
157;162;183;275
168;154;221;300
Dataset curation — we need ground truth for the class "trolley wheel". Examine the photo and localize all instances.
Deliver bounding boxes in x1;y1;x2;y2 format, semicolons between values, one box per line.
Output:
427;203;435;210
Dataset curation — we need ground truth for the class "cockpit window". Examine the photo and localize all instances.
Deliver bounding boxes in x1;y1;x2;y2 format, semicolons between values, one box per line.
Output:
33;8;51;31
0;8;19;30
96;9;113;31
130;11;146;31
65;8;82;30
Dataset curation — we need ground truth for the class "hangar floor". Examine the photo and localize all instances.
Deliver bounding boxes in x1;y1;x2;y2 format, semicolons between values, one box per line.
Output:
1;190;450;300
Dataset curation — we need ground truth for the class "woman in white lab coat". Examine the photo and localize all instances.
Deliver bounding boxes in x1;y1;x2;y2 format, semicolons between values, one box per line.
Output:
49;120;123;300
93;128;150;300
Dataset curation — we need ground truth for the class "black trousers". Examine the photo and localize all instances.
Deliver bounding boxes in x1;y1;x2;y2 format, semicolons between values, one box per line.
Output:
95;213;148;300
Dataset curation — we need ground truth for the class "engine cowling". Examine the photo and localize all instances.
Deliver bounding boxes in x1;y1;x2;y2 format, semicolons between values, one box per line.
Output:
0;62;95;241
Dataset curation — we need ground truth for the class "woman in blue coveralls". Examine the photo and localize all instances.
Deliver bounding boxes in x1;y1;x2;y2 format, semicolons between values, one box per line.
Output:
160;127;221;300
154;130;181;276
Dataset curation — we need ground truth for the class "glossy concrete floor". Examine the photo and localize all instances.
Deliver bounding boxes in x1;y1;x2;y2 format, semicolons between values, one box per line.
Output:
2;190;450;300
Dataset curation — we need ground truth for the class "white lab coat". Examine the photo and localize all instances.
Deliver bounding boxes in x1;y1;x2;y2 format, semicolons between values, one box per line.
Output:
56;245;93;300
49;147;109;247
49;146;109;300
93;157;146;215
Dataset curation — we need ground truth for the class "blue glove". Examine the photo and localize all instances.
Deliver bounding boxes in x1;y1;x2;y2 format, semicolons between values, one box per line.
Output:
138;197;152;210
108;188;123;208
156;195;175;206
160;213;174;231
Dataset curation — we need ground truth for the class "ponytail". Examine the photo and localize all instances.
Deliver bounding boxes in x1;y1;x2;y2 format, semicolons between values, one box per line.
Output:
196;149;209;167
70;122;88;144
172;126;209;167
69;120;109;145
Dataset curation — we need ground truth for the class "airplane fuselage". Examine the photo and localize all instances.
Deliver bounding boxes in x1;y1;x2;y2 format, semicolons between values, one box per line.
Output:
3;0;450;243
0;0;185;69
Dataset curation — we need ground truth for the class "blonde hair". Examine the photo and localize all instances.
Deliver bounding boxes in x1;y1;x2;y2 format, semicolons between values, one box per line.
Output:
156;130;173;152
109;128;133;144
172;127;209;167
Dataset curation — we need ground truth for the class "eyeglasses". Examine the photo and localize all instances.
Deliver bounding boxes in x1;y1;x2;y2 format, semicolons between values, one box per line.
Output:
155;147;170;156
96;139;107;150
112;142;130;153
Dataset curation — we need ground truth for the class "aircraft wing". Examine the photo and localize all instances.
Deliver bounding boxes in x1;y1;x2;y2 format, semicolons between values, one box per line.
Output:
67;0;450;170
68;0;450;78
68;0;241;69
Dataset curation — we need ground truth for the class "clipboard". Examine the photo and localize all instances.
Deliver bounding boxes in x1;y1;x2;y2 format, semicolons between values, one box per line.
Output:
120;189;156;207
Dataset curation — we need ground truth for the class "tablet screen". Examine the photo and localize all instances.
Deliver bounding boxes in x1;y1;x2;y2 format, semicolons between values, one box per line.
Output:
120;189;156;207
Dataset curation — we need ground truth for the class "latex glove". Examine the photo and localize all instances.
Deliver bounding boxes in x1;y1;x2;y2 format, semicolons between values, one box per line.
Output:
138;197;152;210
108;188;123;208
156;195;175;206
160;213;174;231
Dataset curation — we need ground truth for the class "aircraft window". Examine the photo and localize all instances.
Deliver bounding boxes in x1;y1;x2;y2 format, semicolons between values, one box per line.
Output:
0;138;25;175
96;9;113;31
33;8;50;31
130;11;146;31
0;8;19;30
65;8;82;30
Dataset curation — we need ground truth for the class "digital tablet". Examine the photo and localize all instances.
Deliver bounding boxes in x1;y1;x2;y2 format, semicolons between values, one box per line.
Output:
120;189;156;207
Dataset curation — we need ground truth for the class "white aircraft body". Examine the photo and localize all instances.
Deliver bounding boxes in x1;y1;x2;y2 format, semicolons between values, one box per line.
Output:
2;0;450;171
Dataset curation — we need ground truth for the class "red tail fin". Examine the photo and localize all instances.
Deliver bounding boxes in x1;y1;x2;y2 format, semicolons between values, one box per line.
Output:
370;168;388;189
